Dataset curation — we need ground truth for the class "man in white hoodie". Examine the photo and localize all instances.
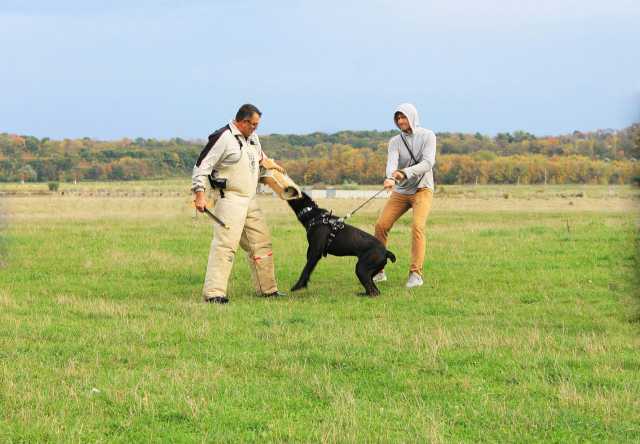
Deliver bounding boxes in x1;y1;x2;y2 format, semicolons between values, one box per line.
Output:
373;103;436;288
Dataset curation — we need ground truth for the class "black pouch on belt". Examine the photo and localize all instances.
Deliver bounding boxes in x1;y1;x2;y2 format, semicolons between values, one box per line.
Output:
208;177;227;198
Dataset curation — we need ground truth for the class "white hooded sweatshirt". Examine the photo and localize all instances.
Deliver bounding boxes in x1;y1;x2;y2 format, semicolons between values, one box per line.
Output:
386;103;436;194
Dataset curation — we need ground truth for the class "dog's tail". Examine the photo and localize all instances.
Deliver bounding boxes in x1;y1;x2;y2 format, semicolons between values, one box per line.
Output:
386;250;396;263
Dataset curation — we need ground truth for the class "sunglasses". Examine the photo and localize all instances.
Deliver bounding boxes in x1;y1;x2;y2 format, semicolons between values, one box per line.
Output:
243;119;260;128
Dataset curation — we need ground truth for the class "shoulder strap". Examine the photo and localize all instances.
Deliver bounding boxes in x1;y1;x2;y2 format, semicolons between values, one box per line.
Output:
233;134;244;149
400;134;419;166
400;133;434;189
195;125;231;167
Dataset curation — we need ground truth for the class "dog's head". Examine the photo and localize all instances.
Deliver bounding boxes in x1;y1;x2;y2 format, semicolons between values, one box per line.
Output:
287;191;323;224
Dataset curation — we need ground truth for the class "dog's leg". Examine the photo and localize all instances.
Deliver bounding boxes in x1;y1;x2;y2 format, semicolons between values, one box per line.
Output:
369;249;389;295
355;258;379;296
291;247;322;292
356;247;389;297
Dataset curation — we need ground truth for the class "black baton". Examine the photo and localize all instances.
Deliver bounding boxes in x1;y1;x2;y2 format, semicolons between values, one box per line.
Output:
203;207;230;230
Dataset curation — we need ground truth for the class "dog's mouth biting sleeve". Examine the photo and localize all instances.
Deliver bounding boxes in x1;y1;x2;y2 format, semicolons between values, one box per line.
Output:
259;168;302;200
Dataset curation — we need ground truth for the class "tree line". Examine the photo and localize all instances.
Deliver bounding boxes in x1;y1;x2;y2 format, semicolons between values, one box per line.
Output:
1;125;638;185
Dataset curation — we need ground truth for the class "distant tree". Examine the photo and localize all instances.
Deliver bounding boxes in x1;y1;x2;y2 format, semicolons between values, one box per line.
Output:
85;164;106;180
2;129;639;184
24;136;40;154
18;164;37;183
631;123;640;159
162;151;181;168
512;130;536;142
472;150;497;161
108;163;126;180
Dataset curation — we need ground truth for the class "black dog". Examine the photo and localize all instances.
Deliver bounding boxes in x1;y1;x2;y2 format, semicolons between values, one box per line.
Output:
287;192;396;296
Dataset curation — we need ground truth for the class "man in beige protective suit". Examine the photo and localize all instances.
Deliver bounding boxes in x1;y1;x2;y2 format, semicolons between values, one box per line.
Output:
192;104;286;304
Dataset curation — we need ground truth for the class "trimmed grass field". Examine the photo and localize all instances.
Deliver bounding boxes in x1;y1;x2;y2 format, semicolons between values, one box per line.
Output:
1;185;639;442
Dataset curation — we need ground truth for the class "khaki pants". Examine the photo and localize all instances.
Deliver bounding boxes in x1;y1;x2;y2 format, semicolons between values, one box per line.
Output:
374;188;433;276
202;193;278;299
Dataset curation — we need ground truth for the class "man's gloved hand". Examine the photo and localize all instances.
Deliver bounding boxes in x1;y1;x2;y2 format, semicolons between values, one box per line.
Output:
261;157;286;174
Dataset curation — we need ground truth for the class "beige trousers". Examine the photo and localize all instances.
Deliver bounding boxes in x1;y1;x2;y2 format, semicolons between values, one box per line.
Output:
374;188;433;275
202;193;278;299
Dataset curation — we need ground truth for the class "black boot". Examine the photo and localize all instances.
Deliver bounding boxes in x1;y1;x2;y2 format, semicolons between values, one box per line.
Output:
205;296;229;304
261;290;287;298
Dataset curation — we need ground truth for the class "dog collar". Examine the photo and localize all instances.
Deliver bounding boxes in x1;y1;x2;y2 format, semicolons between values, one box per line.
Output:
296;206;314;218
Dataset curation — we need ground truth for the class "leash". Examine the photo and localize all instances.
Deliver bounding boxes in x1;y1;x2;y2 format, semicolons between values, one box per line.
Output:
340;186;390;222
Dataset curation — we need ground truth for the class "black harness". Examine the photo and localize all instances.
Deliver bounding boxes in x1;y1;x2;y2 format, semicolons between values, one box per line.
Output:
296;206;345;256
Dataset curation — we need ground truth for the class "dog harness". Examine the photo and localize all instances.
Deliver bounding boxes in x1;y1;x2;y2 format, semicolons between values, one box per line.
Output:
296;206;345;256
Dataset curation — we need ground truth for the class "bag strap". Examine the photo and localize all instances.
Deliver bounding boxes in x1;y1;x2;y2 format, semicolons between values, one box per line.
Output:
399;133;435;190
400;134;419;166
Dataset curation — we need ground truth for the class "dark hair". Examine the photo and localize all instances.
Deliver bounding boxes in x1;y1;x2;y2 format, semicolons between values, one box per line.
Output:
236;104;262;121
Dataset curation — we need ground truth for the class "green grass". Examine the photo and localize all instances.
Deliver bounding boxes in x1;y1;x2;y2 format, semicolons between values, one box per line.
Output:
1;191;639;442
0;178;188;191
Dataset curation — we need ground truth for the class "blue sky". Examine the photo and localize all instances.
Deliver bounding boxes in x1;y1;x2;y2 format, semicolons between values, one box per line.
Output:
1;0;639;139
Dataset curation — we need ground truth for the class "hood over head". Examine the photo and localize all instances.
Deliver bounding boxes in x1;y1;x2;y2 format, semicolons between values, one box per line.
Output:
395;103;420;133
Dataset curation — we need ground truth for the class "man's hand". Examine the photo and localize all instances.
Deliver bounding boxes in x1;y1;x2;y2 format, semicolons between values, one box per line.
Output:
383;178;396;190
194;191;207;212
261;157;286;174
392;170;407;182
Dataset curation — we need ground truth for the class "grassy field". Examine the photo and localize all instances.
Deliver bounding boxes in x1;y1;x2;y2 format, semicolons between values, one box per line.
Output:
1;185;639;442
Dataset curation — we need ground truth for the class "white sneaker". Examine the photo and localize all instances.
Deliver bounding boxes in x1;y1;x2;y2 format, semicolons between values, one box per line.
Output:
372;271;387;282
406;272;423;288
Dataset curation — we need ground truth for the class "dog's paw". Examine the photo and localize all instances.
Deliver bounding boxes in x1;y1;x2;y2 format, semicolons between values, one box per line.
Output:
291;283;307;292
